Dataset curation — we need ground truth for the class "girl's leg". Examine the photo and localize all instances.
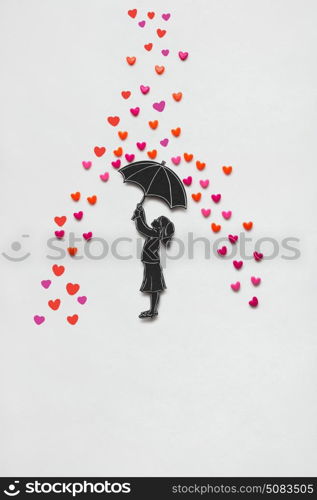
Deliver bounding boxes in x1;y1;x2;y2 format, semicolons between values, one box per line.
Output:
150;292;160;314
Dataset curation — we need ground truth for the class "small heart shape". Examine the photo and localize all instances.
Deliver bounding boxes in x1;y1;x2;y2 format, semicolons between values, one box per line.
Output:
118;131;128;140
201;208;211;217
138;20;146;27
100;172;109;182
171;127;181;137
228;234;238;244
183;176;192;186
160;138;169;147
192;193;201;202
54;216;67;227
55;230;64;239
67;314;79;325
107;116;120;126
149;120;158;129
66;283;80;295
113;147;123;157
217;246;227;256
83;232;93;241
111;159;121;169
162;13;171;21
74;211;83;221
157;29;166;38
48;299;61;311
172;92;182;102
231;282;240;292
155;65;165;75
249;296;258;308
233;260;243;270
34;315;45;325
125;154;135;162
126;56;136;66
52;264;65;277
222;165;233;175
140;85;150;94
196;161;206;171
171;156;181;165
147;11;155;19
82;161;92;170
161;49;169;56
68;247;77;257
128;9;137;18
77;296;87;305
121;90;131;99
130;107;140;117
144;43;153;51
211;223;221;233
184;153;193;162
147;150;157;159
199;179;209;189
251;276;261;286
136;142;146;151
222;210;232;220
71;191;80;201
94;146;106;157
178;51;189;61
253;251;263;262
211;194;221;203
41;280;51;289
87;195;97;205
243;221;253;231
153;100;166;112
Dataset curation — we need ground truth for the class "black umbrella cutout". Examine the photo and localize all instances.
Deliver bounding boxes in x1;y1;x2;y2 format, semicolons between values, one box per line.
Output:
118;160;187;209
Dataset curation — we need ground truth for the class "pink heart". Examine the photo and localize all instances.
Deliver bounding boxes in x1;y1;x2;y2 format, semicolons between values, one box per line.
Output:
125;153;135;162
111;159;121;168
55;230;65;239
82;161;92;170
138;20;146;27
160;138;169;147
77;296;87;305
222;210;232;220
171;156;181;165
140;85;150;94
199;179;209;189
130;107;140;117
231;282;240;292
211;194;221;203
178;51;189;61
34;315;45;325
162;13;171;20
182;176;192;186
249;296;259;308
251;276;261;286
100;172;109;182
228;234;238;244
217;246;227;256
233;260;243;270
74;211;83;221
41;280;51;289
136;142;146;151
161;49;169;56
83;232;92;240
254;251;263;262
201;208;211;217
153;100;166;112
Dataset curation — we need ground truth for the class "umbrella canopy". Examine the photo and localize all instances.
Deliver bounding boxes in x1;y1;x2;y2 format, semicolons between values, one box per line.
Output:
119;160;187;209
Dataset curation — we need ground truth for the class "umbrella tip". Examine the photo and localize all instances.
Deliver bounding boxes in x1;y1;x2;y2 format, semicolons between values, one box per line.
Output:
161;160;166;166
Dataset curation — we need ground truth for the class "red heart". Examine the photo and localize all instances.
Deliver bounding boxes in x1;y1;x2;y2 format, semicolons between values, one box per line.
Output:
87;195;97;205
172;92;183;102
144;43;153;51
157;29;166;38
191;193;201;202
67;314;79;325
155;65;165;75
126;56;136;66
184;153;193;162
68;247;78;257
121;91;131;99
118;131;128;140
48;299;61;311
243;221;253;231
149;120;158;130
54;216;66;227
171;127;181;137
196;161;206;171
107;116;120;127
211;223;221;233
71;192;80;201
52;264;65;277
113;147;123;157
222;165;232;175
66;283;80;295
147;11;155;19
94;146;106;157
128;9;137;18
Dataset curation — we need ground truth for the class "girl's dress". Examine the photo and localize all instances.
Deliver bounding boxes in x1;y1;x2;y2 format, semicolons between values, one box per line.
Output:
134;211;167;293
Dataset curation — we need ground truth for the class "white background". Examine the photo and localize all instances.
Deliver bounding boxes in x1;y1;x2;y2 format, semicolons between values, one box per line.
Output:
0;0;317;476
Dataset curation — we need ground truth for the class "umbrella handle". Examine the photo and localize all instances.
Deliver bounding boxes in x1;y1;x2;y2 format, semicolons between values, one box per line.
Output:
131;193;146;220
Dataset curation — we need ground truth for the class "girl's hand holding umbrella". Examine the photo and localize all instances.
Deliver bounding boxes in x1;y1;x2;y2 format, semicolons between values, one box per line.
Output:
132;203;144;220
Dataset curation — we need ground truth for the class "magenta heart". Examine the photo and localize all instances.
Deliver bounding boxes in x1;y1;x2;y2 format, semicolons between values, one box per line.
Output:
217;246;227;256
55;230;65;239
111;159;121;168
161;49;169;56
249;296;259;308
82;161;92;170
162;13;171;20
83;232;92;241
130;107;140;117
140;85;150;94
251;276;261;286
233;260;243;270
136;142;146;151
254;251;263;262
41;280;51;289
199;179;209;189
222;210;232;220
228;234;238;244
183;176;192;186
178;51;189;61
138;20;146;27
100;172;109;182
153;100;166;112
160;138;169;147
74;211;83;221
77;296;87;305
171;156;181;165
201;208;211;217
231;282;240;292
125;153;135;162
34;315;45;325
211;194;221;203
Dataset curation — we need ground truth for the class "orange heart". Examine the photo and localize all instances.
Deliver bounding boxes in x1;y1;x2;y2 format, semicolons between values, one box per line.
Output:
157;29;166;38
54;216;66;227
147;150;157;159
121;90;131;99
149;120;158;130
184;153;193;162
172;92;182;102
87;195;97;205
191;193;201;202
147;11;155;19
144;43;153;51
211;223;221;233
71;192;80;201
243;221;253;231
171;127;181;137
113;147;123;157
52;264;65;277
68;247;78;257
222;165;232;175
196;161;206;171
67;314;78;325
48;299;61;311
118;130;128;140
66;283;80;295
94;146;106;156
155;65;165;75
126;56;136;66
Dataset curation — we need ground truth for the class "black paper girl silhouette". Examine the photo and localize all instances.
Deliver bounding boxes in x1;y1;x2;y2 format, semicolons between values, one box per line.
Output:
118;160;187;319
132;204;174;318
